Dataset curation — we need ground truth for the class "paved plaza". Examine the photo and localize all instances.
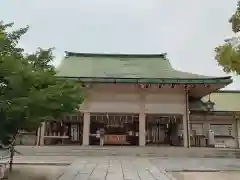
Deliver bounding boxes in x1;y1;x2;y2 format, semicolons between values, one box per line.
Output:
57;157;175;180
12;156;240;172
3;154;240;180
150;157;240;171
27;156;239;180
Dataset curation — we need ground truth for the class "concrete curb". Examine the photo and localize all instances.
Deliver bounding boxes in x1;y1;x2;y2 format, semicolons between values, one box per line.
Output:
167;169;240;172
13;162;70;166
157;169;178;180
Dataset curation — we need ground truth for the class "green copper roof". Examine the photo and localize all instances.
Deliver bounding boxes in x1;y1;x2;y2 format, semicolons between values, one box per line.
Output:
56;52;232;84
202;91;240;112
190;91;240;112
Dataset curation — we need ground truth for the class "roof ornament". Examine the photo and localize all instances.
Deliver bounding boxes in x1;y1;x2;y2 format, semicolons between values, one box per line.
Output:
233;114;239;120
64;51;69;58
144;84;151;88
170;84;175;88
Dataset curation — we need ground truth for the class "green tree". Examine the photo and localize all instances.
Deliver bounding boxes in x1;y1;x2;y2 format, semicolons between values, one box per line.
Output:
215;1;240;74
0;21;84;147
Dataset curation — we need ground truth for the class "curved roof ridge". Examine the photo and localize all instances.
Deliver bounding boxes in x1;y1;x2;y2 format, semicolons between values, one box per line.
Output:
65;51;167;59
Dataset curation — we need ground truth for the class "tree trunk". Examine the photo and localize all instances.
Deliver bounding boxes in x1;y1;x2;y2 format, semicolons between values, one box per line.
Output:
9;145;14;172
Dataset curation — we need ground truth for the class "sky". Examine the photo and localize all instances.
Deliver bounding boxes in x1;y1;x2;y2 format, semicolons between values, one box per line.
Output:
1;0;240;89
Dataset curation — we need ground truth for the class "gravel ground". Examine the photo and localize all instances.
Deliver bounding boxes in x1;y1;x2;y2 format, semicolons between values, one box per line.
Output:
170;171;240;180
8;165;66;180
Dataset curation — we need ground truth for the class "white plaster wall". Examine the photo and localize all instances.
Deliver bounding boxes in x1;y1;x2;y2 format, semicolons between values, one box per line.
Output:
145;93;185;114
82;90;141;113
81;85;186;115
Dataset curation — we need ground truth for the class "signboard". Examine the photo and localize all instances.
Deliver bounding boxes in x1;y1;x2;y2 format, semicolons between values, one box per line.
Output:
104;135;128;144
210;124;232;136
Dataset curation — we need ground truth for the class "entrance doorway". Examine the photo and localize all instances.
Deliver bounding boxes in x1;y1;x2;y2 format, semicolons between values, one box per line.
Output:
90;113;139;146
146;114;183;146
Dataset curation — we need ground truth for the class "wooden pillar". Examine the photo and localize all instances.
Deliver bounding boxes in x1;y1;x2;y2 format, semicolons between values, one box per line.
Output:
139;91;146;146
82;112;90;146
139;113;146;146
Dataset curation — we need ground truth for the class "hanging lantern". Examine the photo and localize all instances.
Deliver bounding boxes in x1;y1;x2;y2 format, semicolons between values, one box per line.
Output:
205;95;215;112
145;84;150;88
171;84;175;88
137;84;144;89
233;114;239;120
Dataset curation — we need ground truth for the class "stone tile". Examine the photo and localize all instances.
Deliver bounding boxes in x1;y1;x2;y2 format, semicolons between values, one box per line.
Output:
58;160;97;180
121;160;140;180
150;157;240;171
57;157;175;180
74;173;90;180
89;161;108;180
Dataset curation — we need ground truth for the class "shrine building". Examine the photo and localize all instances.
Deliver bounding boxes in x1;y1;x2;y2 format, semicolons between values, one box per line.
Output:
34;52;240;148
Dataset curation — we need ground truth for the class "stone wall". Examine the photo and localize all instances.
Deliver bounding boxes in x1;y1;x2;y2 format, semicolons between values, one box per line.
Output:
16;133;37;146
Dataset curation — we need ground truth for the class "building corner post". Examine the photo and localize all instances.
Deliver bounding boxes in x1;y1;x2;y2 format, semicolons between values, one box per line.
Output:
183;87;190;148
139;90;146;146
39;121;46;146
235;115;240;148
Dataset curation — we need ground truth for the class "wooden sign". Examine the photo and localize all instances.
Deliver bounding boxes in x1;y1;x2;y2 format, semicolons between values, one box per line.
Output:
104;135;128;144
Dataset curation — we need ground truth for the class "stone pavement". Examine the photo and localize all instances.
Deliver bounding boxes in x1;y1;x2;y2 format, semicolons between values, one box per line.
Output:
8;156;240;180
57;157;176;180
12;156;240;172
13;156;77;165
171;171;240;180
150;157;240;171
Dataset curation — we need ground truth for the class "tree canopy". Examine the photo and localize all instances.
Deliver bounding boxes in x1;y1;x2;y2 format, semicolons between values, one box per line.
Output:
0;22;84;146
215;1;240;74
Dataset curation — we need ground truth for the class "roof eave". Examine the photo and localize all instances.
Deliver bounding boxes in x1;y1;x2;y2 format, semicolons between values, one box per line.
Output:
56;76;232;85
190;110;240;115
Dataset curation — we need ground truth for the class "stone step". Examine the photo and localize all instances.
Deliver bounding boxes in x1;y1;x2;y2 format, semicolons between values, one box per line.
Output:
15;146;240;158
15;151;238;158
